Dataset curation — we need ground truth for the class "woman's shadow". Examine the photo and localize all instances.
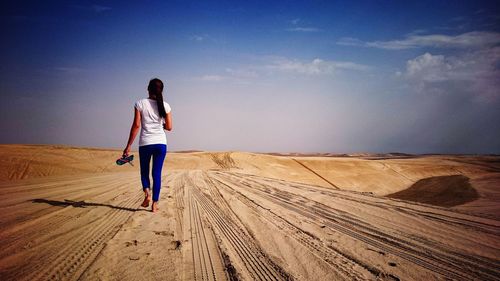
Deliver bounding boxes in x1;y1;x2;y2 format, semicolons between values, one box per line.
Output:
31;198;147;212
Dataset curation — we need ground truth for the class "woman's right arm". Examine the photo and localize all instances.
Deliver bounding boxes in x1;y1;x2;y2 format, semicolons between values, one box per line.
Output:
163;112;173;131
123;107;141;156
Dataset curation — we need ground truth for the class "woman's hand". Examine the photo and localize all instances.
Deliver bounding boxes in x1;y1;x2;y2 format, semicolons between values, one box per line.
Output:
123;146;131;157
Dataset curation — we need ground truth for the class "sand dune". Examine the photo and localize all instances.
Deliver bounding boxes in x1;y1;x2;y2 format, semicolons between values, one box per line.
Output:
387;175;479;207
0;145;499;280
0;144;135;181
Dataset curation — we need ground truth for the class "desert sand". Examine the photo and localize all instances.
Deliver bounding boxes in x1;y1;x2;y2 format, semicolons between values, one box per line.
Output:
0;144;499;280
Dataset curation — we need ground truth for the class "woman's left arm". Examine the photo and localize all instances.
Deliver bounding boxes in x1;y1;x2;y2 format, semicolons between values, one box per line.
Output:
123;107;141;156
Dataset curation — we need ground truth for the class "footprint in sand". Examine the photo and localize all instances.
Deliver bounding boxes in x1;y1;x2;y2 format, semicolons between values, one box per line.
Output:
153;231;172;236
125;240;138;247
128;255;140;261
171;240;182;250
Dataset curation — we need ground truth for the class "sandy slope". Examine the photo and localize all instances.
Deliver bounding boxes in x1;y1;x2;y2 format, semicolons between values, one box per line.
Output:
0;145;499;280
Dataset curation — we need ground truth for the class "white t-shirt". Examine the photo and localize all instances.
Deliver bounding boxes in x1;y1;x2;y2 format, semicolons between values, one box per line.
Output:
134;98;172;147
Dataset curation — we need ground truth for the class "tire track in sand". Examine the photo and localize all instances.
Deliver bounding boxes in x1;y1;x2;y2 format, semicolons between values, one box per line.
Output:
188;185;219;281
207;173;379;280
14;191;143;281
241;171;500;235
172;171;186;234
183;171;294;281
0;176;139;261
213;171;500;281
291;158;339;189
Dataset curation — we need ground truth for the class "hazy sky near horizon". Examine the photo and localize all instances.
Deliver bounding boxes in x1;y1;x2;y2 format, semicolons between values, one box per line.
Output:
1;1;499;153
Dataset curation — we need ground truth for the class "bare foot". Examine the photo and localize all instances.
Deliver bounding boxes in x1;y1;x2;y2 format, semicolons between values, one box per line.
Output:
151;202;159;213
141;196;151;207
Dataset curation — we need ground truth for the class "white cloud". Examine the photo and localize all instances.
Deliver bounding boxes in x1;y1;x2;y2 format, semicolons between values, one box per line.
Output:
406;29;427;36
91;5;111;13
200;75;225;82
72;4;111;14
287;27;321;32
338;31;500;50
286;18;320;32
189;34;214;42
267;58;369;75
405;53;448;81
196;57;369;83
197;68;259;84
225;68;258;79
402;48;500;100
331;61;370;71
53;66;84;73
336;37;364;47
190;35;204;42
198;68;259;83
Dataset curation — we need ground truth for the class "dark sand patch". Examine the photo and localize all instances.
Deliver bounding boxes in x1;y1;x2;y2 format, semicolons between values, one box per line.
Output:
386;175;480;207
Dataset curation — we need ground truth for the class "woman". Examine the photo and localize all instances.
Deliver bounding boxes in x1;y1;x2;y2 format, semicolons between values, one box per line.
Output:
123;78;173;213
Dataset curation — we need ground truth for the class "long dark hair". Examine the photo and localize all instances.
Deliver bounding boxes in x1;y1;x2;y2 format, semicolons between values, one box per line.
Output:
147;78;167;119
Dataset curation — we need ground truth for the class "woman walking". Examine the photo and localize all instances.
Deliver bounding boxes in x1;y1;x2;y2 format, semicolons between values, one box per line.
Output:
123;78;173;213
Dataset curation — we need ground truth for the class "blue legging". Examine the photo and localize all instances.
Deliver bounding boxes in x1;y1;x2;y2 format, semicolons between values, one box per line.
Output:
139;144;167;202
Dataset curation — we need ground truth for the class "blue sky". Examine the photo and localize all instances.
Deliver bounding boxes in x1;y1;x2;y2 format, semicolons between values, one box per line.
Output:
1;1;499;153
